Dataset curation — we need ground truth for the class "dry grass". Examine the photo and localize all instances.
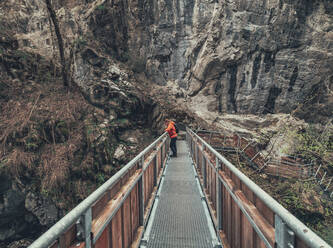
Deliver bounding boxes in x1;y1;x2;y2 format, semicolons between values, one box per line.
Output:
0;79;92;194
38;125;86;191
0;99;37;150
5;148;36;176
39;144;70;190
74;180;91;200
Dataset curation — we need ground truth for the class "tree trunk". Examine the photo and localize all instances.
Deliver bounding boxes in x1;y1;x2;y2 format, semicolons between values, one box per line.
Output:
45;0;69;87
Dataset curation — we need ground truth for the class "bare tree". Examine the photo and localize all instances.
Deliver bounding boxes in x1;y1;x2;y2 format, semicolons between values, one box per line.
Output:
45;0;68;87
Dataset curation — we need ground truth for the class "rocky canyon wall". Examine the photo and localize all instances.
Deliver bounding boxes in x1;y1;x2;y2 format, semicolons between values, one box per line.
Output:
1;0;332;245
132;0;333;122
3;0;332;122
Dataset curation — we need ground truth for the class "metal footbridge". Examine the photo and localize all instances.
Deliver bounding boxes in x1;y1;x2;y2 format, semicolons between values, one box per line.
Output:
29;129;331;248
141;141;219;247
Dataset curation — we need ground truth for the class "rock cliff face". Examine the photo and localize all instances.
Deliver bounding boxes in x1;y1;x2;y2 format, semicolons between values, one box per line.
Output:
3;0;332;122
1;0;332;245
132;0;333;122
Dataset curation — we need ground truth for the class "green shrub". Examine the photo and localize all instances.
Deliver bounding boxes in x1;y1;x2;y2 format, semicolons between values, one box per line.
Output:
290;125;332;164
97;173;105;186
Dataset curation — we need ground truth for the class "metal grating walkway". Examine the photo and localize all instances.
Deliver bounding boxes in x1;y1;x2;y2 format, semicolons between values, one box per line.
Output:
142;141;218;248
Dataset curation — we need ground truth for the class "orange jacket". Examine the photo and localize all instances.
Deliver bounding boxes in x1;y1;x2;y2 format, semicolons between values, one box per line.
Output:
165;121;177;138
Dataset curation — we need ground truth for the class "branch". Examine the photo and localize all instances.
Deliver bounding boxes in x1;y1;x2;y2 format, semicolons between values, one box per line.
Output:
21;93;41;129
45;0;68;87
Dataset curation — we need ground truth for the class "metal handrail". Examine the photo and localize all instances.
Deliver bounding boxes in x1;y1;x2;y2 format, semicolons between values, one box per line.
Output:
29;132;168;248
187;128;331;248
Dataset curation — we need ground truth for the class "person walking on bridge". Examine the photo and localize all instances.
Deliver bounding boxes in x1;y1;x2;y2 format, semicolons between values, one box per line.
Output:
165;119;177;157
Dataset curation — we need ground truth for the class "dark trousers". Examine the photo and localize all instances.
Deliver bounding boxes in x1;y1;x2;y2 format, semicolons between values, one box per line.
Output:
170;137;177;156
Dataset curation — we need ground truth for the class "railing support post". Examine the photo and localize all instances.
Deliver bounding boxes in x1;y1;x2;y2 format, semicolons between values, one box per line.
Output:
166;137;170;159
154;151;158;187
76;207;92;248
320;172;327;185
325;178;332;191
139;156;145;226
186;130;188;145
162;141;165;163
160;141;163;168
275;215;295;248
84;208;92;248
314;164;322;177
216;157;222;230
195;142;198;167
202;144;207;188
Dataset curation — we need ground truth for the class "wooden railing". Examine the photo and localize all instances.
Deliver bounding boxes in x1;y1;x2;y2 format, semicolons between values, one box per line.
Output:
197;130;314;179
187;128;330;248
29;133;170;248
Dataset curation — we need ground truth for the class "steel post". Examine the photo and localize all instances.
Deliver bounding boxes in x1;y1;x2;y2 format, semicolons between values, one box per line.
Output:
275;215;295;248
160;142;163;168
139;156;145;226
242;141;252;153
325;178;332;191
84;208;92;248
202;144;207;188
195;143;198;168
76;207;92;247
250;151;260;162
162;142;165;162
320;172;327;185
167;137;170;157
314;164;322;177
154;153;158;186
216;157;222;230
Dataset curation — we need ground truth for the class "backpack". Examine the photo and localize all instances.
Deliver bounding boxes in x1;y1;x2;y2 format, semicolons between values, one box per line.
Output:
174;123;179;133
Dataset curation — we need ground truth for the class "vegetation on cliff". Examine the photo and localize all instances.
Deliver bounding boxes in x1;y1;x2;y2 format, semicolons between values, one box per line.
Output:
0;46;161;245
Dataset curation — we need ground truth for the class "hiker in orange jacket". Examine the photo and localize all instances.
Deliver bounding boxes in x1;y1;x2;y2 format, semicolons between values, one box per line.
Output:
165;119;177;157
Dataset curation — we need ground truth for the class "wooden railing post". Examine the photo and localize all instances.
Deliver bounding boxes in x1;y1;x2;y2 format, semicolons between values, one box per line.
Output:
139;156;145;226
216;157;222;230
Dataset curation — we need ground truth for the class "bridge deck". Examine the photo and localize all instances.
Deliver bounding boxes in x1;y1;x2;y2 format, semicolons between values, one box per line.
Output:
142;141;217;248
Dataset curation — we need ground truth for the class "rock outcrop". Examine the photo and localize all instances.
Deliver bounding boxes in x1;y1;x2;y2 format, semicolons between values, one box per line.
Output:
0;175;46;243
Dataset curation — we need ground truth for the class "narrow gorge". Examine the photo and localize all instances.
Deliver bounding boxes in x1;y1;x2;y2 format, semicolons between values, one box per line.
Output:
0;0;332;247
